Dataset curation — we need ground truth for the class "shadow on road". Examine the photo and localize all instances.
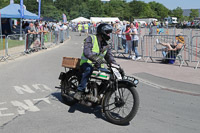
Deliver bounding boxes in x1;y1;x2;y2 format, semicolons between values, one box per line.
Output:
51;91;130;126
51;92;114;124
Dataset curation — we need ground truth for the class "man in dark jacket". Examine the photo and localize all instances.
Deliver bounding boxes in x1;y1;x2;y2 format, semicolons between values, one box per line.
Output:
74;23;118;100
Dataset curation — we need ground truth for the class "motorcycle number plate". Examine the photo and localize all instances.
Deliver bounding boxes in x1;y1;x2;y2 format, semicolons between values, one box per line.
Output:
111;68;122;80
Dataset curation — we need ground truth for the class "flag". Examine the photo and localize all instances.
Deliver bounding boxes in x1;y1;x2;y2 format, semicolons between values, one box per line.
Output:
63;14;67;23
20;0;24;18
38;0;41;19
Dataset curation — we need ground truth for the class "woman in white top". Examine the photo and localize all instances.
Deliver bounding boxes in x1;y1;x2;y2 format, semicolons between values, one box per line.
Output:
130;23;141;60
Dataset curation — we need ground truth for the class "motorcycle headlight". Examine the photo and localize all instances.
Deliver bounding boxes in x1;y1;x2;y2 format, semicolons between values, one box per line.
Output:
133;79;139;85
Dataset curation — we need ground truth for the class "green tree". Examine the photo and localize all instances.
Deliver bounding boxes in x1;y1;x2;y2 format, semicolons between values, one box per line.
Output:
87;0;103;17
148;1;169;19
103;0;126;19
0;0;9;9
172;7;183;21
129;1;155;20
190;9;199;20
1;0;181;22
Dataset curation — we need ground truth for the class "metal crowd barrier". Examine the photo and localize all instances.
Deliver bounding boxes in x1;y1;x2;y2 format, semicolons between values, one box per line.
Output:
142;35;190;67
191;36;200;69
25;29;70;52
110;33;143;59
0;29;70;62
25;33;43;52
110;33;193;67
140;27;194;37
0;35;6;61
6;34;26;59
50;29;67;44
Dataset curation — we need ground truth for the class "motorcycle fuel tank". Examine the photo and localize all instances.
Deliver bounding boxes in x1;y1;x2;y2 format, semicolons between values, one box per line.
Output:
91;70;110;80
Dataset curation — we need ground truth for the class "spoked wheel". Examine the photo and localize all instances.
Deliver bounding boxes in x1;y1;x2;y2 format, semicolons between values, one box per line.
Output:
103;83;139;125
61;70;79;106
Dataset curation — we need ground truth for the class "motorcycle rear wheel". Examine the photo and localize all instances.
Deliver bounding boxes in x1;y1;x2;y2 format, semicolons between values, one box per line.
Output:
103;83;139;125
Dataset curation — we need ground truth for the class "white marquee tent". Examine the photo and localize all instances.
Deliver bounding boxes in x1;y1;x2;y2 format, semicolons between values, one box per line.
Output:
71;17;90;23
90;17;120;23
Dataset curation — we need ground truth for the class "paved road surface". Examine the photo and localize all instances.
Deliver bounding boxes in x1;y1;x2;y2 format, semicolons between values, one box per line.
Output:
0;32;200;133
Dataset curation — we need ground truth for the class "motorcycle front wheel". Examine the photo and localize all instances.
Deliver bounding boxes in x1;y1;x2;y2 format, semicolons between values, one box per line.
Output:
103;83;139;125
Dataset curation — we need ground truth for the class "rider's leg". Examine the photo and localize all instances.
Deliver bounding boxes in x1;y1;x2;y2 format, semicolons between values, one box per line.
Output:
74;63;93;100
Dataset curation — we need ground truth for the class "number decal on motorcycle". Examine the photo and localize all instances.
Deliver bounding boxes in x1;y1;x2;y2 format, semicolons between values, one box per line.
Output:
111;68;122;80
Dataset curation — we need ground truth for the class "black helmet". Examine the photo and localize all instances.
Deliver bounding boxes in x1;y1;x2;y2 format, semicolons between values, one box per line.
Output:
97;23;113;41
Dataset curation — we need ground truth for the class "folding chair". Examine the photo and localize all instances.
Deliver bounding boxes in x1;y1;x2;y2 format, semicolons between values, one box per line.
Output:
175;44;188;67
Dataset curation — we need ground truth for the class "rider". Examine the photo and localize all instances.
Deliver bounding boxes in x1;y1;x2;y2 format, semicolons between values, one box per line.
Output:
74;23;119;100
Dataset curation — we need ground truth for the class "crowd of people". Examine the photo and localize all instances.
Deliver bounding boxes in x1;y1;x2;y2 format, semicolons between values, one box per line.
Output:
110;20;142;61
21;19;187;62
69;20;142;61
23;21;69;53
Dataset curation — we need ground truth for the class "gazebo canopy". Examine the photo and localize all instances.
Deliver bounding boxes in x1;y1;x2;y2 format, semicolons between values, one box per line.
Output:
0;4;38;19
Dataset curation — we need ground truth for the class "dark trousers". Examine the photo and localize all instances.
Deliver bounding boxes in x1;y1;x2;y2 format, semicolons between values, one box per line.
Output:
27;36;34;50
77;63;93;92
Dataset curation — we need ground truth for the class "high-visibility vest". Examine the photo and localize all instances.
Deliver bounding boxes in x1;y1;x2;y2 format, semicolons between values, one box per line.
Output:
78;24;82;31
84;24;89;30
80;35;107;67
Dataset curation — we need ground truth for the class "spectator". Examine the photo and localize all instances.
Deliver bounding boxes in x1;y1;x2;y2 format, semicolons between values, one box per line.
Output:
43;22;49;43
39;22;44;47
63;23;68;30
25;22;36;53
115;26;123;50
120;21;127;53
155;35;185;64
93;22;96;34
84;22;89;36
78;22;83;36
155;35;185;52
59;23;64;43
123;25;132;58
72;22;76;32
33;22;42;51
39;20;43;27
165;20;168;28
135;21;139;30
131;23;141;60
53;21;60;44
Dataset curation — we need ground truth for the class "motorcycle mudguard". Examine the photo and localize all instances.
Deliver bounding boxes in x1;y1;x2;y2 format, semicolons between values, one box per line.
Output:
58;72;66;80
118;80;137;87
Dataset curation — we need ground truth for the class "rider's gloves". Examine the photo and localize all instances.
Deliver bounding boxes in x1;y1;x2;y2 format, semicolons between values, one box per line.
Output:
96;57;106;65
91;55;106;65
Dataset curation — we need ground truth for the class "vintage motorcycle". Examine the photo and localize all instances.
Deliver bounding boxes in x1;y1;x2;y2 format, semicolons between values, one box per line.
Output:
59;57;139;125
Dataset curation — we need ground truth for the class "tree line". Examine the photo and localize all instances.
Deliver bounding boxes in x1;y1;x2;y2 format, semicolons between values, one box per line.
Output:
0;0;199;22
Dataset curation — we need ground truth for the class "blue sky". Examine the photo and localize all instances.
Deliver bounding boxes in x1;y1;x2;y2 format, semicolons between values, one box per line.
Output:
127;0;200;10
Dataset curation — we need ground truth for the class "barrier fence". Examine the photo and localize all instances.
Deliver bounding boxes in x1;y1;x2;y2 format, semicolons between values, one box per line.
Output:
0;28;70;61
142;35;190;67
0;35;6;61
7;34;26;58
110;31;200;69
191;36;200;69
